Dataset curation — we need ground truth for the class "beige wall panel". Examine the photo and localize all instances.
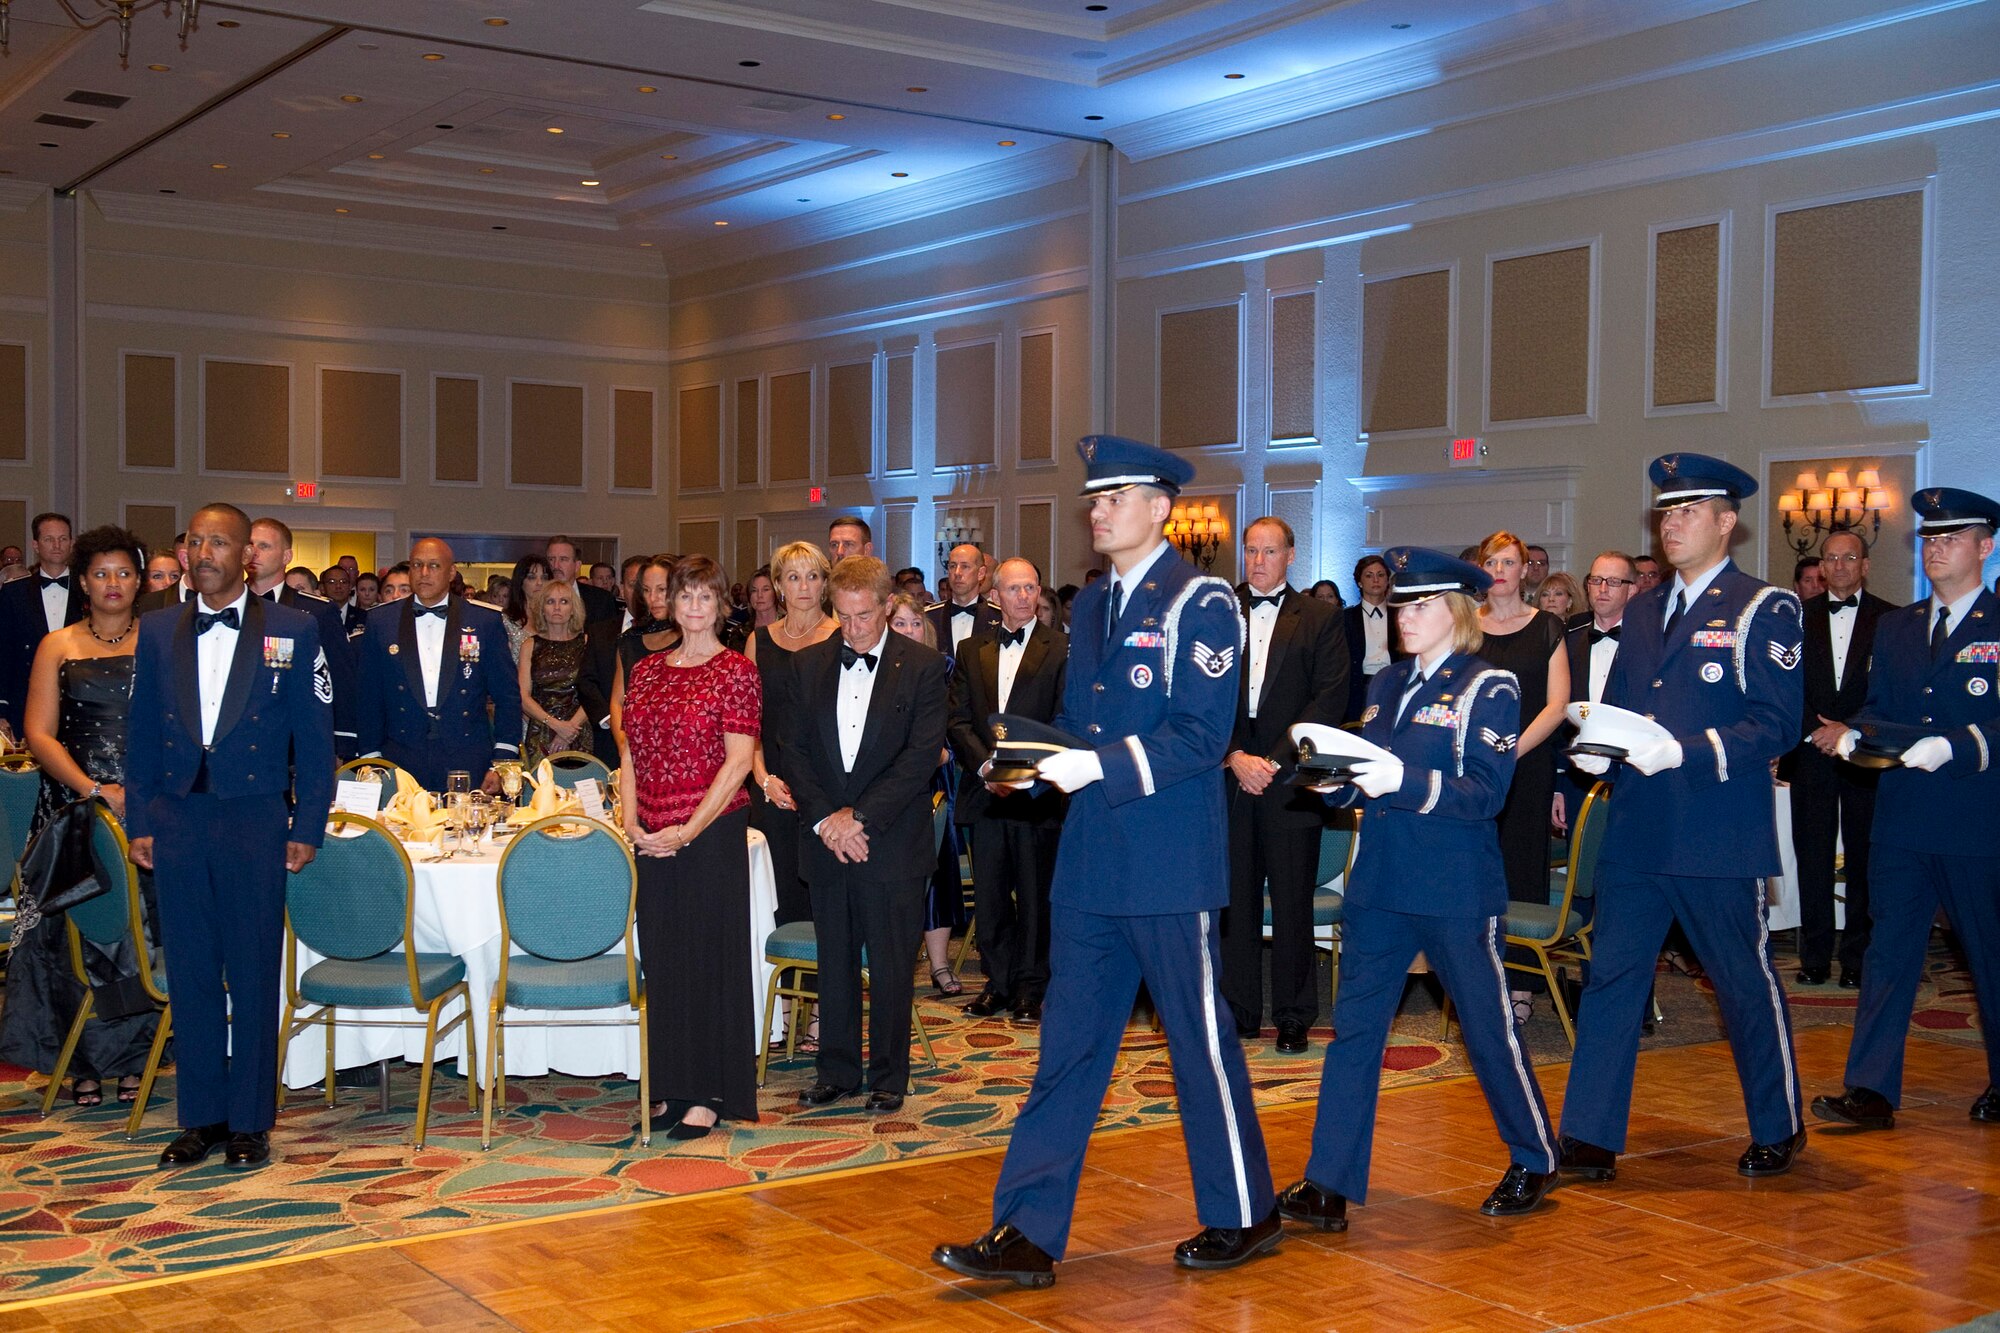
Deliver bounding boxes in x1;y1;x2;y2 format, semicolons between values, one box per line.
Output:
509;381;585;488
0;499;27;551
677;384;722;491
935;342;997;469
122;354;176;469
614;389;656;491
125;503;178;559
678;518;722;562
434;376;480;483
1018;332;1055;463
885;506;912;571
1652;224;1721;407
1362;270;1451;435
320;368;402;479
1016;500;1053;581
826;360;874;478
884;354;914;472
733;518;762;586
1159;305;1239;450
1489;246;1592;423
1267;487;1318;587
0;343;27;463
1270;292;1317;440
1771;191;1924;397
202;360;289;474
768;371;812;483
735;379;760;485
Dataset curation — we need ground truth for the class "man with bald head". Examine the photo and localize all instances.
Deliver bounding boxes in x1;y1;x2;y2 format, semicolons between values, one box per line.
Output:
927;542;1000;651
354;536;521;791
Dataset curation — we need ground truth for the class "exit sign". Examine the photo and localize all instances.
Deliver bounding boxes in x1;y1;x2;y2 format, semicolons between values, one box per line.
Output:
288;480;322;502
807;486;826;506
1448;437;1487;469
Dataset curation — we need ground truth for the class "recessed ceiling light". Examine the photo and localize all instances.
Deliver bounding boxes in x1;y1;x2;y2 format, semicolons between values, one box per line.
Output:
546;126;564;134
210;162;228;170
1224;72;1245;79
216;18;240;27
491;224;507;230
713;220;729;227
580;179;600;186
738;59;761;67
357;43;379;52
340;94;364;103
434;123;455;130
906;86;927;93
637;85;657;93
1086;4;1108;10
1391;22;1411;30
38;142;58;148
1084;114;1104;121
271;131;290;139
334;208;350;214
146;63;170;72
639;241;654;247
479;167;496;174
997;139;1016;147
367;152;386;160
890;171;909;178
158;188;176;194
660;154;678;160
422;52;445;61
483;17;509;26
796;197;810;202
825;113;846;121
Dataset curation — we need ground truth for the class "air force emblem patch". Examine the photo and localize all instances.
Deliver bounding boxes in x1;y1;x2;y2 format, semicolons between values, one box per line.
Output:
313;649;334;704
1480;727;1518;753
1768;641;1803;671
1191;641;1235;679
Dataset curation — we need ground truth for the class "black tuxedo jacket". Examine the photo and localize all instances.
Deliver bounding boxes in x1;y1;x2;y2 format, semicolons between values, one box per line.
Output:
0;570;87;731
1799;589;1898;734
572;614;628;766
134;581;196;617
780;630;948;886
1232;587;1350;825
1342;599;1404;722
945;621;1068;826
576;582;621;627
926;598;1002;654
1556;618;1621;783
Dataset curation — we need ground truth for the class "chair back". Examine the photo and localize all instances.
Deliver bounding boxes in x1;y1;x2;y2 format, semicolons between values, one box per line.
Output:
536;751;613;791
1316;808;1360;887
931;789;947;852
497;815;635;962
286;814;413;961
1557;782;1610;910
83;805;167;1003
0;760;38;881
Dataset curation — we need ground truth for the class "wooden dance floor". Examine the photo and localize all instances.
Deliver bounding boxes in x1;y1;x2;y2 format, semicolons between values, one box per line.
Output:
7;1025;1996;1331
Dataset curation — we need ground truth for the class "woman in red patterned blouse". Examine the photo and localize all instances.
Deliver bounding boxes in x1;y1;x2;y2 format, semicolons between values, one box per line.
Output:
620;553;761;1140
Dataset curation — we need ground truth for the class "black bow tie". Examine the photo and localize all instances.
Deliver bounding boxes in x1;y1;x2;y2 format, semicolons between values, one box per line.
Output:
195;606;240;636
998;625;1028;648
413;602;448;619
1828;595;1859;611
37;574;68;591
1589;625;1621;643
1248;592;1284;611
839;643;878;671
950;603;977;620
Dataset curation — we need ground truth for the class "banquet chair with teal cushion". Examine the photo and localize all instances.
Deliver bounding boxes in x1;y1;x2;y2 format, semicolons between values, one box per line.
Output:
277;812;475;1145
333;756;417;788
757;921;940;1088
1258;808;1359;1015
485;814;645;1148
41;805;173;1137
1;758;39;953
530;751;613;792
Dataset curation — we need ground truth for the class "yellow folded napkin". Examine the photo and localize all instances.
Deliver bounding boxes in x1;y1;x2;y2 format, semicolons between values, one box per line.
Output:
403;795;442;843
513;770;562;825
394;768;424;804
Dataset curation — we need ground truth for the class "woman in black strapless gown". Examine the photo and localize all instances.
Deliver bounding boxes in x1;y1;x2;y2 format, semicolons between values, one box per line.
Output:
0;527;161;1104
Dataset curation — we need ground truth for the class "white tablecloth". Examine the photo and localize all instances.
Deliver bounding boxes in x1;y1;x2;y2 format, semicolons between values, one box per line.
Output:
281;826;779;1088
1764;782;1844;934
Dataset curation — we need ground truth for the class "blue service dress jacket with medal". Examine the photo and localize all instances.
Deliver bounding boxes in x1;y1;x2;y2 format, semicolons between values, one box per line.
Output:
1333;653;1520;919
1596;563;1804;879
1852;589;2000;858
354;596;523;788
1053;551;1243;915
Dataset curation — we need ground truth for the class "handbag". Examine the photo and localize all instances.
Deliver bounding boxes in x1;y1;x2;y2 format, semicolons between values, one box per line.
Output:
18;797;106;916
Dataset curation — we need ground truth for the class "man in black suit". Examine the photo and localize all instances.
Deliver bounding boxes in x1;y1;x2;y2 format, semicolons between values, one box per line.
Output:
1554;551;1639;831
1221;517;1349;1052
1786;530;1896;988
0;511;84;738
546;534;620;625
928;543;1001;653
781;556;948;1113
318;564;365;638
1342;554;1400;722
247;518;360;761
947;557;1068;1024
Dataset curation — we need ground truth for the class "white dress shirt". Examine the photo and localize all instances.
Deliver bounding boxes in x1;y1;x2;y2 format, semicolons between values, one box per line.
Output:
944;599;983;654
1245;584;1286;718
836;632;884;772
413;597;449;707
1933;585;1982;640
1359;602;1391;675
1826;595;1859;691
196;589;249;746
38;568;69;634
1663;559;1729;631
1105;540;1173;633
995;622;1031;713
1587;623;1620;704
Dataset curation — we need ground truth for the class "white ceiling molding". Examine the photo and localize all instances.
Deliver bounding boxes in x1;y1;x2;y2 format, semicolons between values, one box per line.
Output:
256;179;625;230
89;190;667;277
1097;0;1353;86
0;180;49;213
624;148;885;221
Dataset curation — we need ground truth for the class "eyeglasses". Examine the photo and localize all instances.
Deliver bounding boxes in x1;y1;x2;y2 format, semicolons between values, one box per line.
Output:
1584;576;1634;588
1820;553;1864;565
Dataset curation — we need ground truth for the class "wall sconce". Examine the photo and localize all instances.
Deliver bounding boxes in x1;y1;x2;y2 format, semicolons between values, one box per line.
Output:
935;513;984;582
1167;500;1226;570
1778;466;1890;555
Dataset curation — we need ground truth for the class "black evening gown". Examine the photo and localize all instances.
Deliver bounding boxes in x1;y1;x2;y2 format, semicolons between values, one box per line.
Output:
746;625;811;927
1477;610;1566;992
0;657;164;1079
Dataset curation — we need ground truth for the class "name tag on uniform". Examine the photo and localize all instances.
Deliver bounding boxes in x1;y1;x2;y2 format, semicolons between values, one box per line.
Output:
1956;641;2000;664
1123;631;1165;649
1691;630;1736;648
1409;704;1459;728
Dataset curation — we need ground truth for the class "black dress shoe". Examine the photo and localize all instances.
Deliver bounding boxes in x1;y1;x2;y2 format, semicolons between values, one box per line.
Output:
1479;1163;1556;1216
798;1081;855;1108
1737;1128;1807;1177
1556;1134;1617;1182
158;1123;230;1168
1173;1206;1282;1269
1970;1086;2000;1123
224;1131;271;1169
965;990;1012;1018
865;1090;905;1114
1811;1087;1894;1130
665;1120;715;1141
1012;998;1042;1025
933;1223;1056;1288
1274;1020;1309;1054
1274;1179;1348;1232
1838;966;1861;989
1794;966;1829;986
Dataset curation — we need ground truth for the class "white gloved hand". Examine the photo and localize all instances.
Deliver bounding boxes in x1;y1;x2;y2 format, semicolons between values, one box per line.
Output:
1901;735;1952;772
1038;748;1105;793
1569;751;1612;776
1834;728;1860;760
1350;756;1405;798
1626;735;1685;776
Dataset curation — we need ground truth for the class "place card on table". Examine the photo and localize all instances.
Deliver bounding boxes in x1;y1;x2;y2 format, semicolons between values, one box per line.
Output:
573;777;609;823
333;779;385;816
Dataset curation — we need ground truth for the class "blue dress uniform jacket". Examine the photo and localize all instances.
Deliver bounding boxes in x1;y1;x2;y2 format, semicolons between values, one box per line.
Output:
353;596;522;790
1840;589;2000;1105
271;586;360;760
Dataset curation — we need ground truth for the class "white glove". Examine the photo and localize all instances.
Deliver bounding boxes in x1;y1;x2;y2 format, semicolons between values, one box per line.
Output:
1350;756;1405;798
1569;751;1612;776
1901;735;1952;772
1834;728;1860;760
1038;748;1105;793
1627;735;1684;776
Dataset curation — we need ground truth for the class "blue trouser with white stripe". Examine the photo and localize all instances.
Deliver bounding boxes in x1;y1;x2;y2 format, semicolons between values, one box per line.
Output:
991;905;1273;1259
1560;866;1802;1151
1304;904;1556;1202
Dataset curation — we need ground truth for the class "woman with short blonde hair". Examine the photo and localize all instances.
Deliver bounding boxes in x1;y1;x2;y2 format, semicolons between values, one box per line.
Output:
519;578;588;766
1536;571;1583;622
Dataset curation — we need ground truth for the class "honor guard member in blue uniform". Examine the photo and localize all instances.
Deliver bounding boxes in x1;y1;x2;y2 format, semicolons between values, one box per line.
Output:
1276;549;1558;1232
934;435;1278;1289
126;502;336;1169
354;537;522;792
1813;487;2000;1131
1565;453;1809;1179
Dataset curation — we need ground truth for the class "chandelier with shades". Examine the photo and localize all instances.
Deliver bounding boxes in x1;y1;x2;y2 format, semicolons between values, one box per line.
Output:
0;0;201;67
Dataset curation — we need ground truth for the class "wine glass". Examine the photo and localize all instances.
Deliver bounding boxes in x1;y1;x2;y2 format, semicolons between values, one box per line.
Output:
498;762;523;804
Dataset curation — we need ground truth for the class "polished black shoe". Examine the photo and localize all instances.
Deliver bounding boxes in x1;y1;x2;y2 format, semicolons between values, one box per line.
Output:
1012;998;1042;1025
1274;1020;1310;1055
865;1090;905;1114
1838;966;1861;989
1794;966;1830;986
798;1081;856;1108
933;1223;1056;1288
158;1122;230;1168
1478;1163;1556;1217
1811;1087;1894;1131
1274;1179;1348;1232
1555;1134;1617;1182
1737;1128;1807;1177
965;990;1012;1018
1173;1206;1283;1270
1970;1086;2000;1123
224;1130;271;1169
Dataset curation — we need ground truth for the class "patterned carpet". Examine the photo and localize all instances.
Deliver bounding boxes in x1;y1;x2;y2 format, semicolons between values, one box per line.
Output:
0;935;1980;1306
